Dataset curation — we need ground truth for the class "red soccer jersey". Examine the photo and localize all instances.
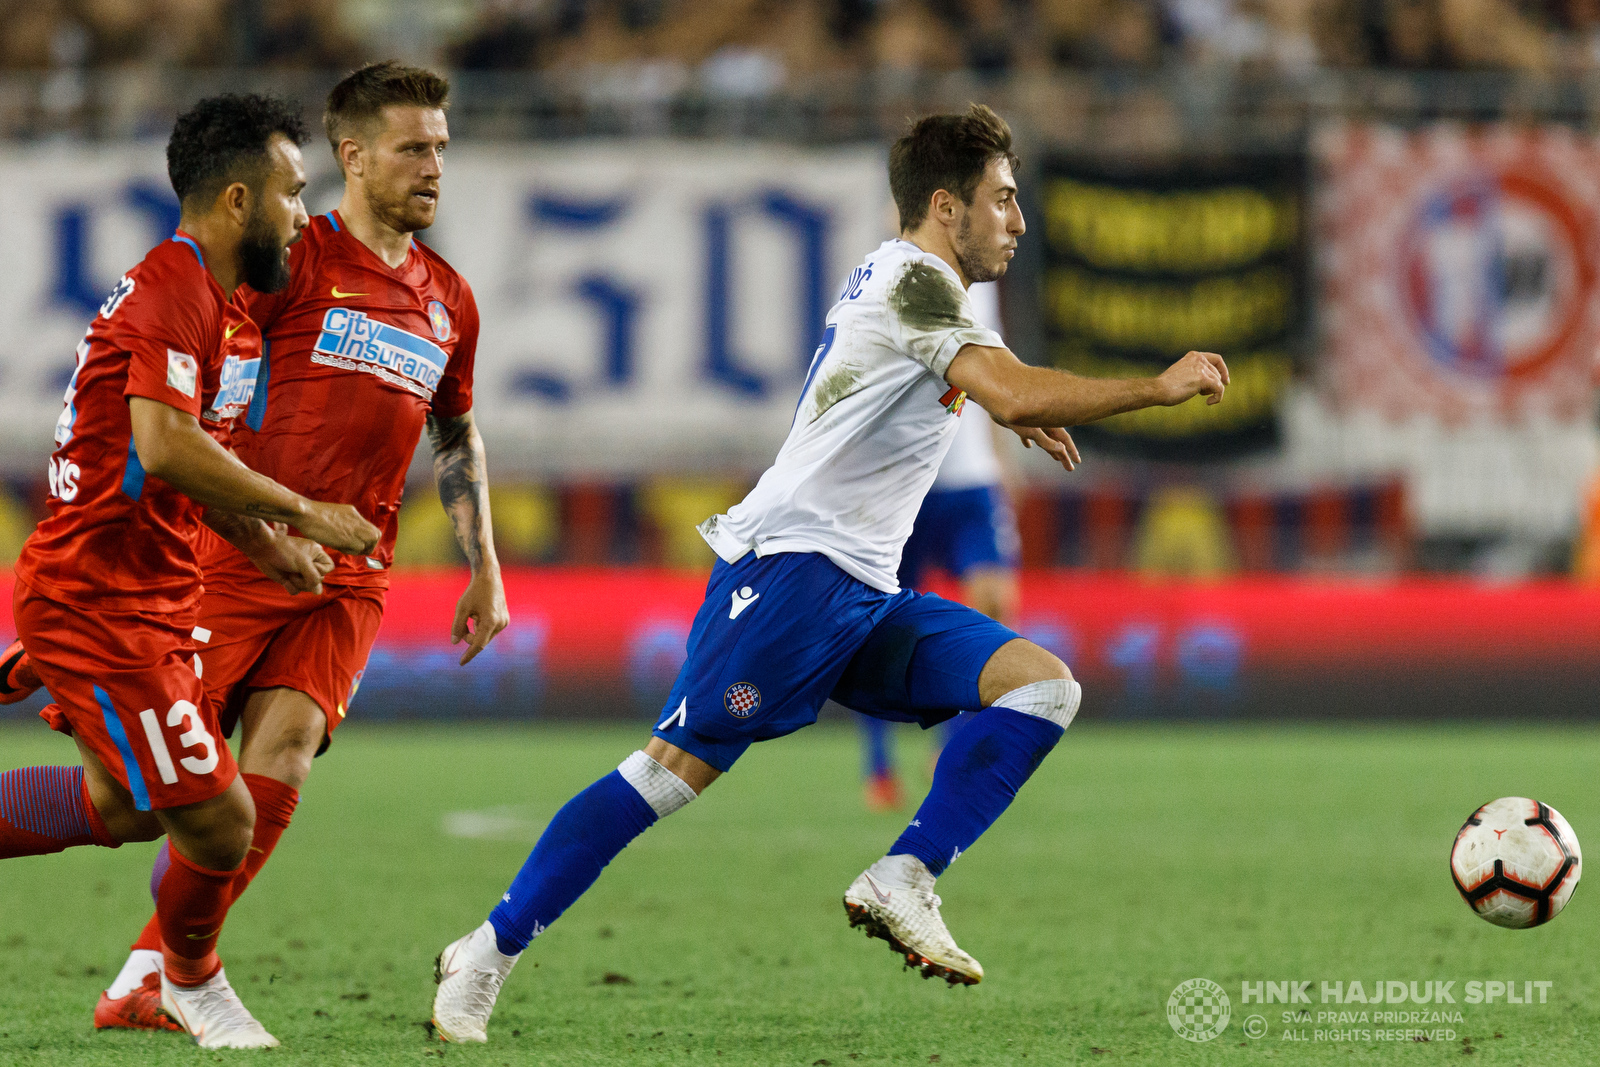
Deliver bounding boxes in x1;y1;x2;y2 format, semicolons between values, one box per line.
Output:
15;233;261;614
220;210;478;588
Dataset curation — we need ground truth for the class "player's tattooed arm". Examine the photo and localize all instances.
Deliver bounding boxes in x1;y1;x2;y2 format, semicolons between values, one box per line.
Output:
202;507;273;551
427;409;510;665
427;410;496;573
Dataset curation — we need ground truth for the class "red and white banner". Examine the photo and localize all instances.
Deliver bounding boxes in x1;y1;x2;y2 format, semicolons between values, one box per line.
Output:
1316;123;1600;422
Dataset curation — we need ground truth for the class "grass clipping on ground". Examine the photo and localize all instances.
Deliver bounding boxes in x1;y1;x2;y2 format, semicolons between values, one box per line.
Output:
0;722;1595;1065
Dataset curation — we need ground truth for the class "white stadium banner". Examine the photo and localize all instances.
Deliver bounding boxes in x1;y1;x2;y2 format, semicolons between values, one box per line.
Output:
0;142;891;476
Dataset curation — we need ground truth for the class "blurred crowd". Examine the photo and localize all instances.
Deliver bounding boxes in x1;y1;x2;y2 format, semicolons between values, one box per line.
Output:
453;0;1600;82
6;0;1600;81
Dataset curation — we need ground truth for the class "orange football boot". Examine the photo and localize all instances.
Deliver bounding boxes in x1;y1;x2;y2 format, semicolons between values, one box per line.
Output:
0;640;40;705
94;972;183;1032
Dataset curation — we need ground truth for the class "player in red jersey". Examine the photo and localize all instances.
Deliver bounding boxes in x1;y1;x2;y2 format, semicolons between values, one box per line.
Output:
0;95;381;1049
71;63;510;1032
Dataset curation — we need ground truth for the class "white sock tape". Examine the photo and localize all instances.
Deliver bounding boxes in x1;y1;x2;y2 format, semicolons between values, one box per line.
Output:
993;678;1081;729
617;751;697;818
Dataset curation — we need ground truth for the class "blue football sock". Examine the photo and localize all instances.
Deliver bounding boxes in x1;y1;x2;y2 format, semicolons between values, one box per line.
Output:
890;706;1064;876
859;713;894;779
488;770;658;955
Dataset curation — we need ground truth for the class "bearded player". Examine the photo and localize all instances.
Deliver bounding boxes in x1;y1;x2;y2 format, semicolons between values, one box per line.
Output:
431;104;1229;1043
53;62;508;1033
0;94;380;1050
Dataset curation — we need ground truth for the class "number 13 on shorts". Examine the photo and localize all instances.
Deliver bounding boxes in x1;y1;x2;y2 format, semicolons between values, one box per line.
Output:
137;700;220;783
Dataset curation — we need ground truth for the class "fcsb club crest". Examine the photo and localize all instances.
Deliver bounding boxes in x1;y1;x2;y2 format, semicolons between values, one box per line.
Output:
427;299;451;342
724;682;761;718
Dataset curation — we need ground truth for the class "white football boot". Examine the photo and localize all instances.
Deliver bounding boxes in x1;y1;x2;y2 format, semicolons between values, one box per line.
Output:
432;920;519;1043
160;967;279;1049
843;853;984;985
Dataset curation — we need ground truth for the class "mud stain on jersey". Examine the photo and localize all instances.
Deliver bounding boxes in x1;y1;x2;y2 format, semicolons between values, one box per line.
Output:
811;363;865;420
889;262;973;333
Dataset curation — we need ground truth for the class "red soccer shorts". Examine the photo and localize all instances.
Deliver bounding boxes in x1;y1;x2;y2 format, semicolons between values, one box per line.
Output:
14;579;238;812
193;566;386;742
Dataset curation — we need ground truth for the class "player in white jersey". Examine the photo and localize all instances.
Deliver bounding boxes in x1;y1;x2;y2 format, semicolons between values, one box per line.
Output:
859;281;1021;809
431;104;1229;1042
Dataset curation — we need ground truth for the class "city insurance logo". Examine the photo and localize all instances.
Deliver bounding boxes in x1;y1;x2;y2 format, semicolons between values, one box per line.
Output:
1168;978;1231;1042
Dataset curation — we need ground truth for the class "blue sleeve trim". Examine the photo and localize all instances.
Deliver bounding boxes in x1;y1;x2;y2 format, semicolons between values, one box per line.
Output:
120;434;145;500
245;338;270;432
95;686;151;812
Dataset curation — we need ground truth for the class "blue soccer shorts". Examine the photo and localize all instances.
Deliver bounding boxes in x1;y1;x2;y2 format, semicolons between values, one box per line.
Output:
651;551;1019;771
897;485;1020;590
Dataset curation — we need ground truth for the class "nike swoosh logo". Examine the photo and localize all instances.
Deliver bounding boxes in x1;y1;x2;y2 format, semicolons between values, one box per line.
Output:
864;873;892;905
223;322;243;339
185;929;221;940
331;286;369;298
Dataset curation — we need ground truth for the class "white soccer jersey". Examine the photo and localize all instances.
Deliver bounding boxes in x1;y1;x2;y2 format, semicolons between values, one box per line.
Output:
933;281;1005;491
698;238;1004;592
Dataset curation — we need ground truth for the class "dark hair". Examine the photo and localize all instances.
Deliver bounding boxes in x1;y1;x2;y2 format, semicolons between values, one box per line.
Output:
167;94;308;207
888;104;1019;232
324;61;450;155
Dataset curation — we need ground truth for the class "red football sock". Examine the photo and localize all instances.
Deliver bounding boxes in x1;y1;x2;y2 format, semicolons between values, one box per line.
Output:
157;846;240;987
0;766;119;859
133;773;299;953
131;912;162;953
234;773;299;895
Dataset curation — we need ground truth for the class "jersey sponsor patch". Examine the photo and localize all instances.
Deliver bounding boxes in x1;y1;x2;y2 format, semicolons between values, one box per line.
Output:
201;354;260;422
312;307;448;400
724;682;761;718
166;349;198;397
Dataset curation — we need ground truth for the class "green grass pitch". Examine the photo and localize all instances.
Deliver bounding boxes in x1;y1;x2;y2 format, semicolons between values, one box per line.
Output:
0;720;1594;1065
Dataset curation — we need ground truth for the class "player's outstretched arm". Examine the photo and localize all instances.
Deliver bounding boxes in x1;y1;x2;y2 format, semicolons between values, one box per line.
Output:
947;344;1229;430
128;397;380;555
427;409;510;665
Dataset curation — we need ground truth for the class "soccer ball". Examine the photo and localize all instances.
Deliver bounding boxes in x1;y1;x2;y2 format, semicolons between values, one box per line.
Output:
1450;797;1582;929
